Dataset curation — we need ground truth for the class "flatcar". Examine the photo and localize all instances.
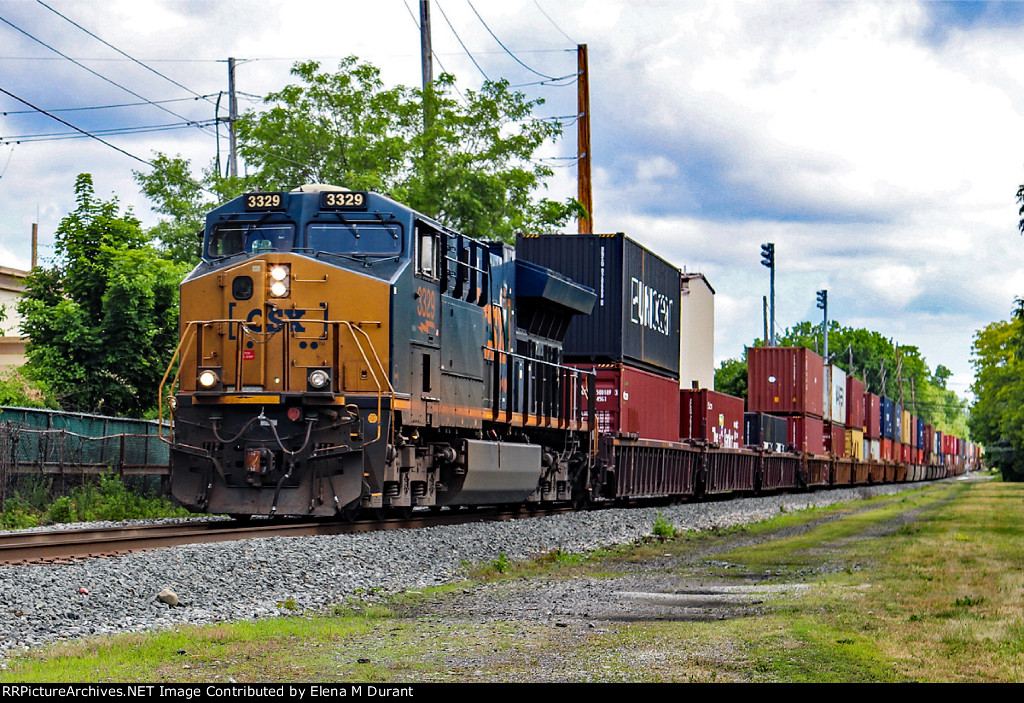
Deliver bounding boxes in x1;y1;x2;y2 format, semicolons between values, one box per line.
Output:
161;186;974;519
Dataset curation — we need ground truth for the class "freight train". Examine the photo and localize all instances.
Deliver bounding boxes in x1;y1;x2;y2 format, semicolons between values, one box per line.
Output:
160;186;976;519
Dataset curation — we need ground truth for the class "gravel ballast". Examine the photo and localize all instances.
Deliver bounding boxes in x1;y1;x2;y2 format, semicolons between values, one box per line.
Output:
0;483;931;659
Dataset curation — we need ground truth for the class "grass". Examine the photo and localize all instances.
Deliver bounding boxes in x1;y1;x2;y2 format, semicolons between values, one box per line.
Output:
3;479;1024;682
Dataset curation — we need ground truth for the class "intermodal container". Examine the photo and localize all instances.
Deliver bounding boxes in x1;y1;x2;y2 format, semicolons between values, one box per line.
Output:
901;409;912;445
786;414;825;455
881;438;892;461
880;397;894;439
917;418;925;450
846;427;864;459
824;364;847;424
518;233;681;377
569;362;680;442
822;421;845;455
868;438;880;461
747;346;824;416
846;376;865;429
864;393;880;437
893;403;903;441
680;389;744;448
743;412;788;450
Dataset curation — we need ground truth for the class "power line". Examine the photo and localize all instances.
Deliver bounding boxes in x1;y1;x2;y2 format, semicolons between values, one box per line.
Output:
532;0;576;45
2;94;218;115
35;0;217;108
0;86;216;196
435;1;489;81
2;119;218;144
467;1;560;81
0;16;216;139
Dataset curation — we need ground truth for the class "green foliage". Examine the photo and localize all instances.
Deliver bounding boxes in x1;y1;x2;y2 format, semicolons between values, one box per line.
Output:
491;553;512;573
133;154;248;266
652;511;678;539
0;494;40;529
969;302;1024;481
715;356;748;400
137;58;580;245
0;368;55;408
44;474;188;523
18;174;190;416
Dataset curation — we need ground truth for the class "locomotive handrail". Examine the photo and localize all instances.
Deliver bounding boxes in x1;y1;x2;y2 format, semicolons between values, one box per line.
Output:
158;316;396;449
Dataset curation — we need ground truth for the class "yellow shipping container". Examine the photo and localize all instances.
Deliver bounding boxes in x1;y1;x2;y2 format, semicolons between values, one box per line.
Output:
901;410;911;445
846;428;864;460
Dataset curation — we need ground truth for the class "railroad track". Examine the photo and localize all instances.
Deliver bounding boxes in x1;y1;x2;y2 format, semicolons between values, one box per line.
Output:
0;505;576;566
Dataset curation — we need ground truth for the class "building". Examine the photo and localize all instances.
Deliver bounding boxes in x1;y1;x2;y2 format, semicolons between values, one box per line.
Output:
679;272;715;390
0;266;29;368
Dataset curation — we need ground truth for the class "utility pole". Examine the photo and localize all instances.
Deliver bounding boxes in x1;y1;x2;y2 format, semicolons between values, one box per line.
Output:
761;243;775;346
31;222;37;269
577;44;592;234
227;58;238;179
762;295;768;346
420;0;433;130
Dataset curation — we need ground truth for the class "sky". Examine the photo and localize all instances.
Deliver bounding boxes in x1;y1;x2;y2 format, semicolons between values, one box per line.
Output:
2;0;1024;402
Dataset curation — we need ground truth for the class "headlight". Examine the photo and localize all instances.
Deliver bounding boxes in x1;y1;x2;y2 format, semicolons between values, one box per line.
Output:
269;265;290;298
308;369;330;390
198;369;220;388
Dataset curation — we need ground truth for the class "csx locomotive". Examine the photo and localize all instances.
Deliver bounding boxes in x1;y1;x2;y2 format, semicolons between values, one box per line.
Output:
164;186;598;517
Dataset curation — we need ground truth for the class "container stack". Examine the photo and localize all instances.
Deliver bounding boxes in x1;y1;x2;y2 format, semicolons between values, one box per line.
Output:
863;391;881;460
823;364;847;456
747;346;825;454
517;233;682;442
845;375;865;460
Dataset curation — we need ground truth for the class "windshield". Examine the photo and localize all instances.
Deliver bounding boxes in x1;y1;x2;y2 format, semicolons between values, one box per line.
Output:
208;222;296;258
307;222;402;256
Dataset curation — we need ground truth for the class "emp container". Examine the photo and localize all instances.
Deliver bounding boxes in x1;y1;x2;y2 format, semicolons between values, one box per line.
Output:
517;233;681;378
747;346;824;417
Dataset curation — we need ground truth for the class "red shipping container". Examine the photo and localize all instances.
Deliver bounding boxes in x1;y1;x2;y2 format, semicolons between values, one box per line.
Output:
822;421;845;456
881;438;892;460
863;393;881;437
901;443;911;464
892;441;902;462
846;376;865;429
747;347;824;417
786;414;825;454
570;362;680;441
679;389;744;448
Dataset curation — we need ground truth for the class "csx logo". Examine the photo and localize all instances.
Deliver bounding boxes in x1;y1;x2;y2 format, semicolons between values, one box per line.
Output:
228;304;306;337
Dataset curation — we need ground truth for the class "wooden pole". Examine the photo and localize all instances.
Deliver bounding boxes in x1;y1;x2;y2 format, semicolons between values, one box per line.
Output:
577;44;593;234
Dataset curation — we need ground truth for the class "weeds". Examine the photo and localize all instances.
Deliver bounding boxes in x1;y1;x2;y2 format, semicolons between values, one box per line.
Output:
652;512;678;539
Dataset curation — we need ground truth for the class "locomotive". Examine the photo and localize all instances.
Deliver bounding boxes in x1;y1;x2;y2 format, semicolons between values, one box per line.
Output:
162;186;974;519
163;186;598;517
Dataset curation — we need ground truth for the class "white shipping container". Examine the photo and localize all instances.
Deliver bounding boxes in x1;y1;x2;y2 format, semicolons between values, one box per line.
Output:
823;364;847;424
869;438;880;461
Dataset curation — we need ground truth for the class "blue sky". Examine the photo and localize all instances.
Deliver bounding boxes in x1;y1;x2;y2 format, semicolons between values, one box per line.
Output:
3;0;1024;402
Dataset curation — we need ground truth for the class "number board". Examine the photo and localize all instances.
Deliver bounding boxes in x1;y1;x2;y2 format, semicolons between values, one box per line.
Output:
320;191;369;210
243;192;285;211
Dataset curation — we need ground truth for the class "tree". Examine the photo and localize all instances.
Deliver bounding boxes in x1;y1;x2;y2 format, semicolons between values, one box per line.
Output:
134;154;248;265
715;356;748;400
17;174;189;416
136;58;582;250
969;301;1024;481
